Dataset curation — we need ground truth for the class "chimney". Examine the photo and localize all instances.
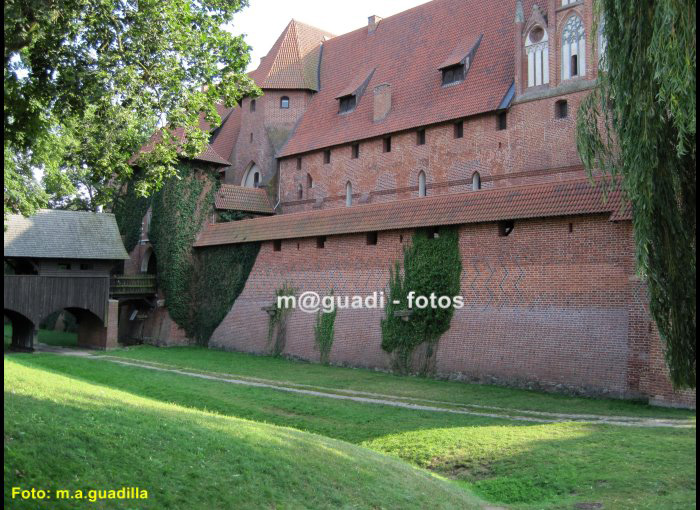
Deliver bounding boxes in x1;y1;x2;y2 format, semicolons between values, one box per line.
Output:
373;83;391;122
368;15;382;34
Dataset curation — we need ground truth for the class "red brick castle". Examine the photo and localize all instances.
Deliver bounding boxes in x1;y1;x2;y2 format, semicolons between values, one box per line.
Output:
124;0;695;407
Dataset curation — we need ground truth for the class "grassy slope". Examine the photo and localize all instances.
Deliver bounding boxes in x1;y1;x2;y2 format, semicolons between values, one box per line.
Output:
7;352;696;510
106;345;695;419
4;358;483;510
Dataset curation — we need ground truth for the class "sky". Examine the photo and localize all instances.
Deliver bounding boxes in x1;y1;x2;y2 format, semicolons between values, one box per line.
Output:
226;0;431;71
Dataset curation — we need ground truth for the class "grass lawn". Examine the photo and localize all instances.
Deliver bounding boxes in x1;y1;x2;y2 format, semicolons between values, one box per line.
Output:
4;348;696;510
5;357;483;510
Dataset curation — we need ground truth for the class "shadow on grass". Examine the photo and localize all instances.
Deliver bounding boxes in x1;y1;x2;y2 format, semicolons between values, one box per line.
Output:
6;352;523;444
4;371;484;510
5;355;696;510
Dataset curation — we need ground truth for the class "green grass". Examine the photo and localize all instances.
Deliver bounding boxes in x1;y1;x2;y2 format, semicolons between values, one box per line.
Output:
4;325;77;348
5;350;696;509
4;357;484;510
106;345;695;420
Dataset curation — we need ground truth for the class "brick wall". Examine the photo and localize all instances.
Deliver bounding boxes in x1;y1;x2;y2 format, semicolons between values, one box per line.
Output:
210;214;694;406
278;88;593;214
226;91;314;187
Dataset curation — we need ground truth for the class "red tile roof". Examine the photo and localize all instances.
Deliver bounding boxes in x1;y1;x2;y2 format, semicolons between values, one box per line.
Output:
214;184;274;214
210;108;241;164
132;104;235;166
248;20;335;91
194;178;628;247
278;0;516;157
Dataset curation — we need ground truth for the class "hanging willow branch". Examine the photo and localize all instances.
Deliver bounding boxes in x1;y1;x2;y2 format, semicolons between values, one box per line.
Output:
576;0;696;388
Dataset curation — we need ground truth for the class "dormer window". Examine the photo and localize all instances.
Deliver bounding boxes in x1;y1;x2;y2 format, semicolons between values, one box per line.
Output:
441;63;465;86
438;34;482;87
339;95;356;113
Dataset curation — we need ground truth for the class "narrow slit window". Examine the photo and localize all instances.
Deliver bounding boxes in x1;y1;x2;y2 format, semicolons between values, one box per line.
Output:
454;121;463;139
418;171;427;197
555;100;568;119
383;136;391;153
307;173;313;188
250;99;256;112
296;157;302;170
497;112;507;130
351;143;360;159
345;182;353;206
417;129;426;145
324;149;331;164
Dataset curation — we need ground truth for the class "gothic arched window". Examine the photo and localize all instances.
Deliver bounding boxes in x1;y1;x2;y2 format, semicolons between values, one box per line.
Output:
562;15;586;80
525;25;549;87
345;182;353;206
418;171;426;197
472;172;481;191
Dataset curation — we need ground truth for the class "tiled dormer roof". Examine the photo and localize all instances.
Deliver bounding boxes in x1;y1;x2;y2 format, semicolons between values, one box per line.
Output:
248;20;335;91
278;0;516;157
194;178;628;247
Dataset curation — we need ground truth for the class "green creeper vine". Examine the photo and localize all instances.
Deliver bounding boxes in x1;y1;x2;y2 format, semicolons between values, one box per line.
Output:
314;290;337;365
381;227;462;374
267;283;295;357
113;178;153;253
143;162;259;345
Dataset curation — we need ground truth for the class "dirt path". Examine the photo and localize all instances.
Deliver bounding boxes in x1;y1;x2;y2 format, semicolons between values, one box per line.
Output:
35;345;695;429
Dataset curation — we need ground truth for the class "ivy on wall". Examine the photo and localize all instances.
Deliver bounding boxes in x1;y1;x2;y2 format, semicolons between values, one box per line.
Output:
314;290;337;365
139;162;260;345
267;283;295;356
191;242;260;344
113;179;153;253
381;227;462;374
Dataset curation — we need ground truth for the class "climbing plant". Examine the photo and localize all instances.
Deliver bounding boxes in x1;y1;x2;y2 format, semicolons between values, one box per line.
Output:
381;228;462;374
314;290;337;365
267;283;296;357
143;162;260;345
113;179;153;253
190;242;260;344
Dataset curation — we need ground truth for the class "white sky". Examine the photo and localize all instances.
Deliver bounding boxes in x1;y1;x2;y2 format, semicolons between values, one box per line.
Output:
227;0;431;71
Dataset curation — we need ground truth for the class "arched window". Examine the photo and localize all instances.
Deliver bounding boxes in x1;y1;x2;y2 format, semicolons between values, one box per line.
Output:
562;15;586;80
250;99;256;112
418;171;426;197
472;172;481;191
241;164;260;188
307;173;313;188
345;182;352;206
525;25;549;87
280;96;290;109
